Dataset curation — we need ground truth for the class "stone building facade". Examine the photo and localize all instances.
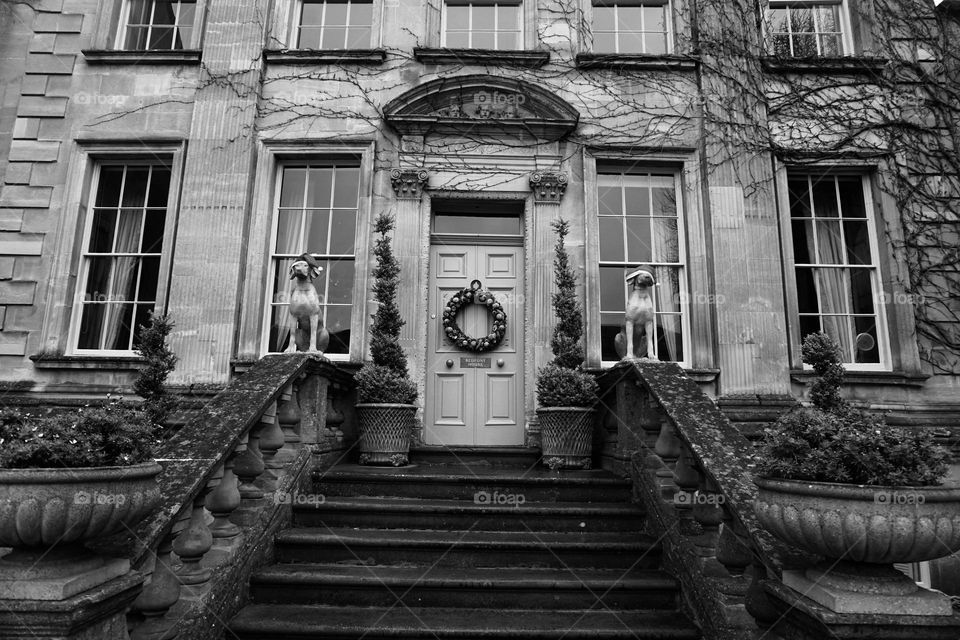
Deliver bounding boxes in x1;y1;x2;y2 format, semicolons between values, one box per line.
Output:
0;0;958;448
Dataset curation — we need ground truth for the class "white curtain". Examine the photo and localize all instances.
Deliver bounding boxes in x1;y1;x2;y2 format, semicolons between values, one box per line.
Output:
102;212;140;350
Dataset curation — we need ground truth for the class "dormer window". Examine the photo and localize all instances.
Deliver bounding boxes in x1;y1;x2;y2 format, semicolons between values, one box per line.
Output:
767;0;846;57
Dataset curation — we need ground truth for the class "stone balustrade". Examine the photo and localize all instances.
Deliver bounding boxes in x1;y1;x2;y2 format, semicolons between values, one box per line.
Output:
74;353;355;640
595;360;960;640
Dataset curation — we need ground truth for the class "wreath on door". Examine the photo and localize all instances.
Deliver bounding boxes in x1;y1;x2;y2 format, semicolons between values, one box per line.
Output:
442;280;507;352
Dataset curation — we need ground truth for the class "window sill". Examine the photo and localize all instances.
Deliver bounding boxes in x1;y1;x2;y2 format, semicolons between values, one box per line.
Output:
575;53;698;72
414;48;550;68
761;56;888;75
789;369;929;387
264;48;387;65
81;49;202;65
30;353;145;371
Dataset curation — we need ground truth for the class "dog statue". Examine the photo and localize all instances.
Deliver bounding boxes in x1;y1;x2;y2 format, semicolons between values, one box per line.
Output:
614;267;657;360
284;253;330;354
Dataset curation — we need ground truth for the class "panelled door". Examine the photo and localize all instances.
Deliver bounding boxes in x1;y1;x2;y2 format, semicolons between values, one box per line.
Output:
426;244;524;446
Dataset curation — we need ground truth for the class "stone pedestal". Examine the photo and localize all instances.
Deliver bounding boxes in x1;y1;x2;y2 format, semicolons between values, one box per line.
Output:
783;563;953;616
763;579;960;640
0;547;130;601
0;571;143;640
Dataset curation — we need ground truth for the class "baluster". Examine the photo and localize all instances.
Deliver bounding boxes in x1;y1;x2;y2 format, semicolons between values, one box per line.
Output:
672;447;700;525
259;402;284;470
277;383;301;445
637;392;663;451
653;421;682;499
324;387;344;438
172;488;214;586
130;536;180;640
205;454;241;539
234;425;266;500
716;510;754;577
692;475;728;577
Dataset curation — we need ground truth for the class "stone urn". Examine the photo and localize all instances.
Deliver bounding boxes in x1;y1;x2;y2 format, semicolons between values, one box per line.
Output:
538;407;594;470
356;403;415;466
0;462;162;600
754;476;960;615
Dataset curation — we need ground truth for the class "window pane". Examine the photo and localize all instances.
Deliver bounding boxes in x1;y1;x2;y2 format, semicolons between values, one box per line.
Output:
141;211;165;253
304;209;331;254
788;179;811;217
89;210;117;253
153;1;178;26
351;2;373;26
139;257;161;301
795;267;818;313
148;27;175;49
600;314;621;362
815;220;844;264
849;267;874;315
650;185;675;216
643;5;666;32
618;31;643;53
816;5;839;32
333;167;360;207
598;185;622;215
593;7;615;31
147;167;171;207
853;317;880;363
325;259;355;304
330;210;357;254
768;7;788;33
623;185;649;216
772;34;790;56
299;27;322;48
655;266;681;313
113;257;140;301
85;257;113;301
445;31;470;47
799;315;821;343
652;217;679;262
325;306;351;354
791;8;814;33
626;217;652;263
322;27;347;48
127;0;152;25
837;177;866;217
122;168;149;207
97;167;124;207
347;26;371;47
472;5;495;30
658;313;683;362
276;209;302;253
791;219;812;264
811;178;838;217
497;31;518;49
133;304;156;347
822;315;853;362
617;6;642;30
115;209;144;253
817;268;849;314
644;32;667;54
472;31;495;49
593;33;616;53
819;33;840;56
792;33;816;56
324;2;349;25
104;304;135;350
447;6;470;30
599;218;624;262
599;267;625;312
78;304;108;350
497;5;517;30
843;220;870;265
301;2;325;26
306;167;333;208
280;168;306;207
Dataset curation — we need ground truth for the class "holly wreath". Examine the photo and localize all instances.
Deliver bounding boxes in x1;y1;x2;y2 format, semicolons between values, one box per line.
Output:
442;280;507;352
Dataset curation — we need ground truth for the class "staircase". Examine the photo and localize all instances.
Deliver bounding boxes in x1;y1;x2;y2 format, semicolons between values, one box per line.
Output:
226;448;701;639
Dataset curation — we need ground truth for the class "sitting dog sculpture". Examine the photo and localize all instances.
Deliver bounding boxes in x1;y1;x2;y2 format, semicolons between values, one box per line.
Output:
285;253;330;354
614;267;657;360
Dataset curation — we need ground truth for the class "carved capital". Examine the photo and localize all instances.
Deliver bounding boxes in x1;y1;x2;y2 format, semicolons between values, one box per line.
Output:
391;169;429;199
529;172;568;203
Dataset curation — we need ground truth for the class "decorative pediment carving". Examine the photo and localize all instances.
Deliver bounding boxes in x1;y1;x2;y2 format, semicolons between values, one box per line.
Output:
383;75;579;139
530;172;568;202
391;169;429;199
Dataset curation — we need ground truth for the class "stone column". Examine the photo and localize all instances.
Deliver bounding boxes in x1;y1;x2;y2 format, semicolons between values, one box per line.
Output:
166;0;271;384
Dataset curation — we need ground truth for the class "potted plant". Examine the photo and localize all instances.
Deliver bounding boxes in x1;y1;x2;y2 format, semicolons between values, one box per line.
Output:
753;332;960;613
536;219;599;470
355;213;417;466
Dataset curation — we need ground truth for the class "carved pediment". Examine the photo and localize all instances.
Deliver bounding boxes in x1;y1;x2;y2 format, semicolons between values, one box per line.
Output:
383;75;579;139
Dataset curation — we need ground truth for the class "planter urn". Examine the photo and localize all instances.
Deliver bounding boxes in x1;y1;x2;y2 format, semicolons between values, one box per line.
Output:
754;476;960;615
537;407;594;470
356;403;416;466
0;461;162;600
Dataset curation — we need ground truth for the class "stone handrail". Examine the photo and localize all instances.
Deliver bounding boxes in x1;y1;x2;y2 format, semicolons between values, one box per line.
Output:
595;360;815;639
99;353;353;640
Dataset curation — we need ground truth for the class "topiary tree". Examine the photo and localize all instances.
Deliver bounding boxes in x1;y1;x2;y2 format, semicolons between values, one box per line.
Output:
549;219;585;370
133;312;178;432
369;213;408;377
801;332;848;414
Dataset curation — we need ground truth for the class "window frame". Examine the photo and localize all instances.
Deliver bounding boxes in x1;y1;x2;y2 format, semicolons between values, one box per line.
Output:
261;161;364;359
440;0;524;50
764;0;853;58
589;0;673;55
282;0;383;48
779;170;893;372
237;141;375;363
112;0;205;50
295;0;376;49
62;151;182;357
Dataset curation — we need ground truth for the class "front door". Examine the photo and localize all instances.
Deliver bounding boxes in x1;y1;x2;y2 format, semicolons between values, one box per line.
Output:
426;243;524;445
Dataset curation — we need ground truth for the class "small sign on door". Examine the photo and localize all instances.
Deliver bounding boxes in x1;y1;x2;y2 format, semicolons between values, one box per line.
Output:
460;357;491;368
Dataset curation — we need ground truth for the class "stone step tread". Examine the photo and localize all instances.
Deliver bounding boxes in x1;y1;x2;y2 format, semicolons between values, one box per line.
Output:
277;527;659;549
317;465;630;486
229;605;702;638
295;496;644;516
251;564;678;590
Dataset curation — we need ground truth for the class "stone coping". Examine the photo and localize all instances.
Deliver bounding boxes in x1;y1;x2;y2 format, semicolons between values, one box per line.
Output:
575;53;698;71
